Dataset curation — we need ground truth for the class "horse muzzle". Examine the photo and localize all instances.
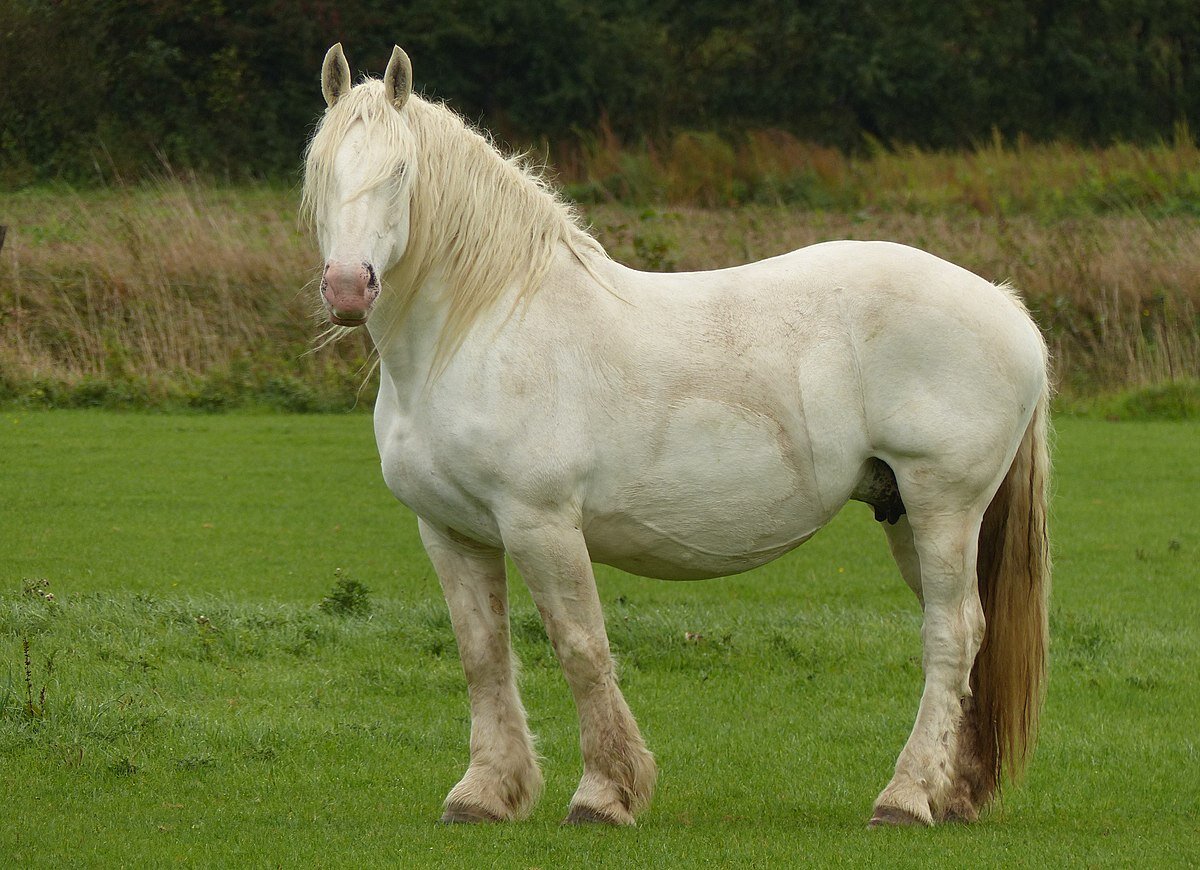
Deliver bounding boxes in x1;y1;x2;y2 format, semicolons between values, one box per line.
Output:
321;260;380;326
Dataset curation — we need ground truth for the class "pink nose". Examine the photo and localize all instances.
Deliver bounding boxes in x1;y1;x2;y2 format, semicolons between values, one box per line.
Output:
321;261;379;325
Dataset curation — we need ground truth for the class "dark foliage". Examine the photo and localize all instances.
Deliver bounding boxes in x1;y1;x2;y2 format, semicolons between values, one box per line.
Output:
2;0;1197;184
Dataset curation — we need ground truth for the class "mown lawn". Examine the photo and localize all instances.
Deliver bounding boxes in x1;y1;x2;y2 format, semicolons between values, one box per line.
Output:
1;411;1197;867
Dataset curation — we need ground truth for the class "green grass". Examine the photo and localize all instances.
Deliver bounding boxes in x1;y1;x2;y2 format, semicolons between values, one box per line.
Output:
1;412;1197;866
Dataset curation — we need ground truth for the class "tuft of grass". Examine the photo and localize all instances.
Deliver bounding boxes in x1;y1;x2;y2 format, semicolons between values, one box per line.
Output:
318;572;373;617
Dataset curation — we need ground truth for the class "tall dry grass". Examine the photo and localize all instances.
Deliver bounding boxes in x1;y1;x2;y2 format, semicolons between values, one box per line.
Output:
0;181;373;408
0;144;1196;407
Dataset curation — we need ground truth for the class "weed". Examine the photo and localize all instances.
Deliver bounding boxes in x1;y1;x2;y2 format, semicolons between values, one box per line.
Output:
21;637;46;719
318;571;372;617
630;210;679;272
107;756;139;777
22;578;55;604
174;754;216;771
193;613;220;661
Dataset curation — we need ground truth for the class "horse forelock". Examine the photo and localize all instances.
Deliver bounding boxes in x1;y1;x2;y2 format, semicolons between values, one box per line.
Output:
301;81;415;228
301;79;608;370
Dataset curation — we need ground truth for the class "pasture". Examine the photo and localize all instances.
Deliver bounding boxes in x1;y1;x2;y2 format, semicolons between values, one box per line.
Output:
1;410;1196;866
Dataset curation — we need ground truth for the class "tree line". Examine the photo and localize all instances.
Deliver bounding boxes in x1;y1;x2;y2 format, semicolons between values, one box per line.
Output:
2;0;1197;184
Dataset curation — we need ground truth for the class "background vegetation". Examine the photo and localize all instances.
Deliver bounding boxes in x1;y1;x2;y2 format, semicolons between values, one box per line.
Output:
2;0;1199;183
2;412;1197;865
1;3;1196;407
2;146;1197;411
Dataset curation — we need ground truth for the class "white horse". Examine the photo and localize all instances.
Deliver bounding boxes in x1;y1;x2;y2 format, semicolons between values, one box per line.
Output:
303;44;1051;828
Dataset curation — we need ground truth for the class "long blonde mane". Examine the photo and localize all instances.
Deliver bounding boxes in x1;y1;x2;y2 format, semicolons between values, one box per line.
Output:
301;80;610;369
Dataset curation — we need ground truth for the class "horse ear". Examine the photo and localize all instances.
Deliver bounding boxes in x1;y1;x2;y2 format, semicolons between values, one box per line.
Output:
322;43;352;108
383;46;412;112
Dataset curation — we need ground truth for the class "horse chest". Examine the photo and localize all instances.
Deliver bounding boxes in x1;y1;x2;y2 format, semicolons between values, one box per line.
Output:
375;414;504;546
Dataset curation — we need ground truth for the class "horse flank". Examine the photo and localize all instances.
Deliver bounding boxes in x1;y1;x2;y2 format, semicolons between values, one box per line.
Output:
302;81;610;369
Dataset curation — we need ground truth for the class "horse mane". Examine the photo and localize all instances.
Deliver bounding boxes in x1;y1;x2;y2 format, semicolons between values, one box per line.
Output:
301;80;611;370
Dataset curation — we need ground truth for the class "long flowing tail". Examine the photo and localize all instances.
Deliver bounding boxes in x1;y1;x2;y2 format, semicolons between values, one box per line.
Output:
960;383;1052;809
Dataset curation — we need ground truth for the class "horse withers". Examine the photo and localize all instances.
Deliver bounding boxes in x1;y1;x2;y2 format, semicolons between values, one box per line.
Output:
302;44;1051;828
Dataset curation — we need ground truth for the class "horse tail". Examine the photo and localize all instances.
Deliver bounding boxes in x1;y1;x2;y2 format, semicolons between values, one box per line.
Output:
962;379;1051;807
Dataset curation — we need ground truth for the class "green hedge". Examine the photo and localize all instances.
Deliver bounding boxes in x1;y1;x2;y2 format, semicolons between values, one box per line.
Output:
2;0;1198;184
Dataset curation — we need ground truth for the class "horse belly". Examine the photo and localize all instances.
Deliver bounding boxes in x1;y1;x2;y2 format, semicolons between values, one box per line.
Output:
583;398;832;580
584;514;821;580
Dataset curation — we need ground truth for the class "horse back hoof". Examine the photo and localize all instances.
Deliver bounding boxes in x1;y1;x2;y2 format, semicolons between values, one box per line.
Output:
939;802;980;824
563;804;626;826
868;805;929;828
440;802;501;824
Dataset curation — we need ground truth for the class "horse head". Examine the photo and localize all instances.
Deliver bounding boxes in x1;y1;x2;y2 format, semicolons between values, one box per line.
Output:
305;44;414;327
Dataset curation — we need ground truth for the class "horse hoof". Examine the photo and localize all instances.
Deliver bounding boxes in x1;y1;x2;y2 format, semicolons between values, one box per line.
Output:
868;805;928;828
939;803;979;824
440;802;501;824
563;804;624;826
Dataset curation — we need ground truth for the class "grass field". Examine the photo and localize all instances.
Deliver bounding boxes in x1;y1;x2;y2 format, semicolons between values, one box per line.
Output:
1;411;1197;866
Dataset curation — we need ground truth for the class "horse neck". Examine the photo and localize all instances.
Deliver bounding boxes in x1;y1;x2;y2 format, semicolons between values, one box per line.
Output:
367;238;621;399
367;266;455;390
366;186;599;391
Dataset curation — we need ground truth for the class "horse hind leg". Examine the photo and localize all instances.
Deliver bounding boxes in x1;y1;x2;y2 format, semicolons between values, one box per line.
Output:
881;514;923;605
878;511;988;824
419;520;543;823
870;496;989;827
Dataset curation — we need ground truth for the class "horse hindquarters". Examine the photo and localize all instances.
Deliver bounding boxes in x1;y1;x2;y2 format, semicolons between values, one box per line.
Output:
871;387;1051;825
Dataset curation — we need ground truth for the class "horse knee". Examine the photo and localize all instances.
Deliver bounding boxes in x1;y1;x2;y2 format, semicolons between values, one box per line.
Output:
543;619;613;683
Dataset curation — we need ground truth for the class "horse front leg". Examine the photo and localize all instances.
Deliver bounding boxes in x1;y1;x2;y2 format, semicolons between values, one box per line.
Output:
419;519;543;822
503;518;657;826
871;508;986;827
